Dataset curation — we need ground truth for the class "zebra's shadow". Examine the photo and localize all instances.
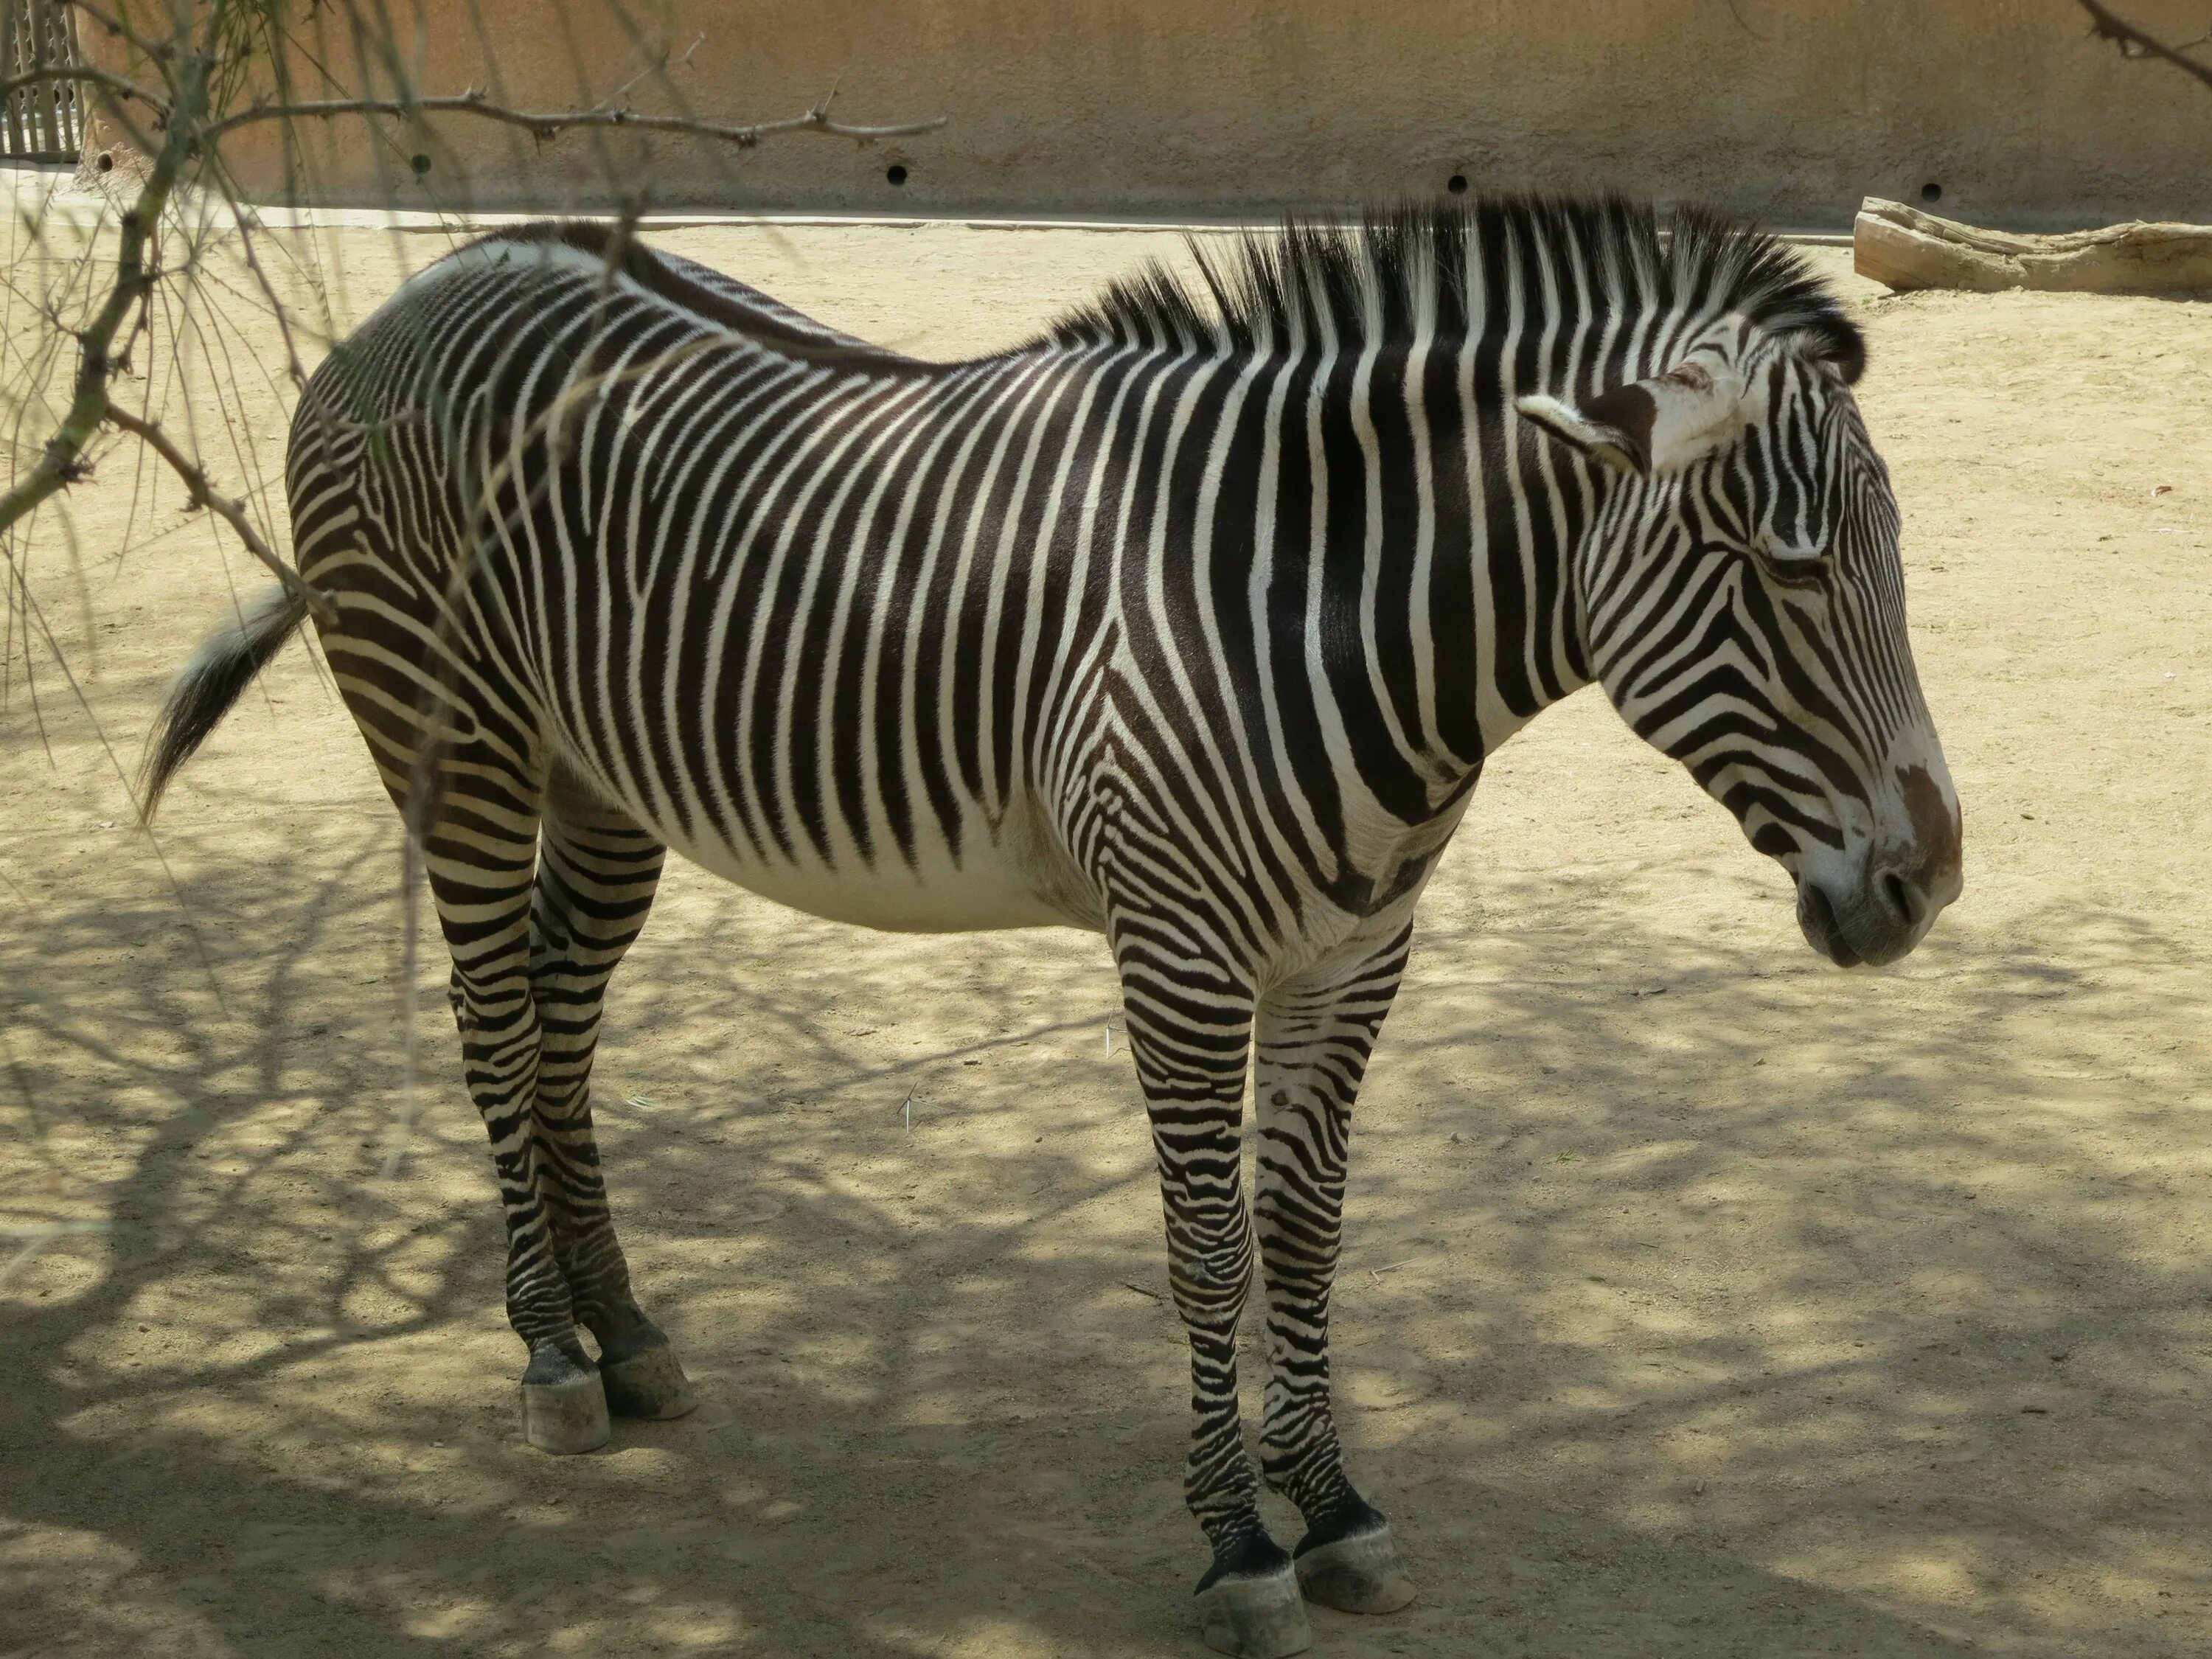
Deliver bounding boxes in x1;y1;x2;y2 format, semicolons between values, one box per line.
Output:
4;733;2204;1655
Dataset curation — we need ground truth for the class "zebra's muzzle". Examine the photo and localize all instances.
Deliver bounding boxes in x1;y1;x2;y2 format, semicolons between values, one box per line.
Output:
1796;850;1957;970
1793;759;1963;970
1795;880;1865;968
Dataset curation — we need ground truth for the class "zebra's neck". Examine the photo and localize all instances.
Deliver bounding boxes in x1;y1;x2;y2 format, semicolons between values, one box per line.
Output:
1043;230;1639;835
1028;198;1850;840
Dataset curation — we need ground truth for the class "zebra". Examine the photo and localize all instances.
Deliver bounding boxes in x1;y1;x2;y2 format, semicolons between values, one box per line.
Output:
142;197;1961;1659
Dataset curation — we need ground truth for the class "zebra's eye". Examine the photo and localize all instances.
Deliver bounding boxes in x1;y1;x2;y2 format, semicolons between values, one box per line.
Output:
1754;529;1829;565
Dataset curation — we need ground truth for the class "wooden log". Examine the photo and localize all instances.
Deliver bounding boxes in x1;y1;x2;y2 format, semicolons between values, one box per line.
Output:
1854;196;2212;296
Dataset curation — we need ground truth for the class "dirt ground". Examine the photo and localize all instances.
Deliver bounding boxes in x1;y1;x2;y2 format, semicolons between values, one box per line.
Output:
4;187;2212;1659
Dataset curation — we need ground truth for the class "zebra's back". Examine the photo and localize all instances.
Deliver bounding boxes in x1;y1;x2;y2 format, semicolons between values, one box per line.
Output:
288;225;1120;933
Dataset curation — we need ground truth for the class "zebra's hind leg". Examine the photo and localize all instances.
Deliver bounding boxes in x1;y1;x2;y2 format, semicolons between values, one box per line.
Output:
530;765;695;1422
417;770;612;1454
1118;964;1311;1659
1253;926;1418;1617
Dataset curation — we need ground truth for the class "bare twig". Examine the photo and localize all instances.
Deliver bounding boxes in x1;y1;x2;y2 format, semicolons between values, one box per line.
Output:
205;85;946;147
0;64;169;121
0;36;936;546
198;161;310;392
587;32;706;116
0;52;203;547
100;406;337;625
66;0;153;55
1;10;940;532
2077;0;2212;91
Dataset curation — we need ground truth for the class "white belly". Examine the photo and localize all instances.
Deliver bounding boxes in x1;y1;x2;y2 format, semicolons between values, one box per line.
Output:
663;794;1104;935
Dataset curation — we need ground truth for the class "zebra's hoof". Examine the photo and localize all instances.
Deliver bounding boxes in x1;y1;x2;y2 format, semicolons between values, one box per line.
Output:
521;1371;611;1454
602;1343;698;1420
1195;1562;1311;1658
1293;1520;1415;1614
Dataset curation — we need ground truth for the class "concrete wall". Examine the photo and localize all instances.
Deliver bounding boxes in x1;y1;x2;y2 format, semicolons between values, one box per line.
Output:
85;1;2212;227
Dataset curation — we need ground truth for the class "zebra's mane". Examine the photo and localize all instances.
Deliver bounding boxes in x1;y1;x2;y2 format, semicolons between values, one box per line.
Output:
1043;196;1865;383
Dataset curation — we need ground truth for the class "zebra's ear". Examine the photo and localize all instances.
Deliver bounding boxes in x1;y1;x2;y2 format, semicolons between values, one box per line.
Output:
1517;354;1750;477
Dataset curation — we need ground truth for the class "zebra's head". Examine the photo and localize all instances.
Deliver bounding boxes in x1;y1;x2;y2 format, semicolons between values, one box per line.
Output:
1518;329;1961;968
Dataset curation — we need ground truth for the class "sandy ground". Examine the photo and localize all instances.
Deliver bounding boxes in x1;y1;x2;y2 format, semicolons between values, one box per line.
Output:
4;186;2212;1659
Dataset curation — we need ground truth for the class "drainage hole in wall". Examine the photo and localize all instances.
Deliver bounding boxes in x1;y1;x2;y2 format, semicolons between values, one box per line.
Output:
1447;173;1469;195
1920;181;1942;204
886;164;908;187
411;153;433;177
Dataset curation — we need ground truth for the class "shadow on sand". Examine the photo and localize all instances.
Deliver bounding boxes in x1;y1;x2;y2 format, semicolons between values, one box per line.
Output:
4;699;2209;1658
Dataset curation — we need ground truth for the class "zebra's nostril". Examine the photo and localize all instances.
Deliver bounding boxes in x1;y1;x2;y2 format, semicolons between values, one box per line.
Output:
1879;868;1924;928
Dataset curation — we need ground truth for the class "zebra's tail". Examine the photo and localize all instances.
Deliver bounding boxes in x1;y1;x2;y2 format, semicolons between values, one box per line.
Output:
139;582;310;822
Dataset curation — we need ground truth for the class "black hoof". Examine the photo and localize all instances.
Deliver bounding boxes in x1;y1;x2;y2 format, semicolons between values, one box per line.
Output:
602;1343;698;1420
1293;1518;1415;1614
1195;1537;1311;1658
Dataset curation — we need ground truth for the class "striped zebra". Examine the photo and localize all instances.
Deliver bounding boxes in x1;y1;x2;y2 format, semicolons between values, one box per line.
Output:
143;198;1961;1659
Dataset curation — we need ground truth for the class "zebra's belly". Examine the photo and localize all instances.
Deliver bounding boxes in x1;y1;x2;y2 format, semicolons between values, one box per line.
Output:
657;800;1105;936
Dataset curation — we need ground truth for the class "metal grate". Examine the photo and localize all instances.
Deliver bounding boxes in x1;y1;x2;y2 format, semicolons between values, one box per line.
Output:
4;1;85;161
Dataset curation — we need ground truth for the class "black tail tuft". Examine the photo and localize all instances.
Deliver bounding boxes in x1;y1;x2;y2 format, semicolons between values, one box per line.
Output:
139;584;310;821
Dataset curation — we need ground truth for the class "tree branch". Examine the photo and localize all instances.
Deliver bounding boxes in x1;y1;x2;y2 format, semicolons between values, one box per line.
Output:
0;54;205;545
100;407;337;626
204;84;945;147
0;26;939;655
2077;0;2212;92
586;32;706;116
0;64;170;121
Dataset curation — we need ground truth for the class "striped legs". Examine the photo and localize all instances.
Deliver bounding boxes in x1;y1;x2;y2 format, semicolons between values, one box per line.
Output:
411;758;616;1449
402;742;684;1449
1118;962;1307;1657
1121;981;1265;1553
529;768;694;1422
1118;919;1419;1655
1254;925;1416;1615
309;536;614;1444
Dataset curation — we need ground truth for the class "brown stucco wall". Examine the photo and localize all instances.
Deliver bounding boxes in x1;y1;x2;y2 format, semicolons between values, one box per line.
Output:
80;1;2212;227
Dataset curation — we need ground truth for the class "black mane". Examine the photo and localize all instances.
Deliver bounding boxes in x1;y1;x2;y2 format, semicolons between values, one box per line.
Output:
1044;196;1864;383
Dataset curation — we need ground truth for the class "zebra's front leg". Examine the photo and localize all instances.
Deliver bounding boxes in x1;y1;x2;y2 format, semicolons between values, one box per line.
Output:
529;771;695;1422
1253;927;1417;1616
1121;983;1312;1659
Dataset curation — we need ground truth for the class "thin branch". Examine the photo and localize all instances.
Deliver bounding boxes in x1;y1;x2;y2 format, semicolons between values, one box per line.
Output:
198;159;310;392
2077;0;2212;91
587;31;706;116
65;1;155;57
0;64;170;121
0;52;206;546
101;407;337;626
204;84;946;147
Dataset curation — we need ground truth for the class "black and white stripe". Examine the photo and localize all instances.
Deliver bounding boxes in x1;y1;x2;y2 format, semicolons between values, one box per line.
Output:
144;197;1961;1653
